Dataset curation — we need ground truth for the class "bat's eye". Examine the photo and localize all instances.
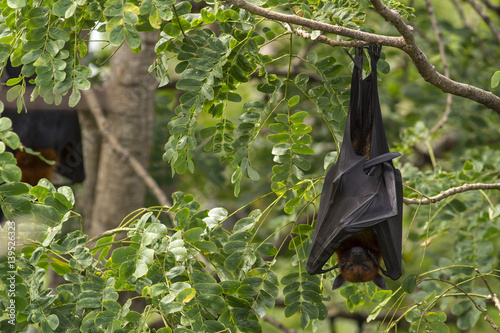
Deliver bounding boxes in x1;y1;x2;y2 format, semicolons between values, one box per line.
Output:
362;264;371;271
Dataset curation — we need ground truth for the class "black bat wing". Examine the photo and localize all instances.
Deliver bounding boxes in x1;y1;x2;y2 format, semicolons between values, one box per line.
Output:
306;46;403;280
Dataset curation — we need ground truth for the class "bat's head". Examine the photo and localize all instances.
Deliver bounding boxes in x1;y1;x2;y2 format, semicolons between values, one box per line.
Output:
332;246;387;290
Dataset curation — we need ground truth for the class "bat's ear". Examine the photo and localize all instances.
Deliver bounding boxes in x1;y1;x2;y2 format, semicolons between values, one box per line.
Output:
372;274;387;290
332;274;346;290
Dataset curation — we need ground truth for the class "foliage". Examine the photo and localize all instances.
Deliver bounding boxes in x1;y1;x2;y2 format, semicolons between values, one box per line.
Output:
1;0;500;332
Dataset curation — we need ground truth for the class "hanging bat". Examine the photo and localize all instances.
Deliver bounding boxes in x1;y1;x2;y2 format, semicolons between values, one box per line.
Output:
2;62;85;185
306;45;403;290
3;108;85;185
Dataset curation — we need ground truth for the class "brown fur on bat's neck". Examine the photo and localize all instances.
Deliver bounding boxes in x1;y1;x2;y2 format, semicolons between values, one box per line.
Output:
350;64;376;160
336;228;382;283
351;125;372;160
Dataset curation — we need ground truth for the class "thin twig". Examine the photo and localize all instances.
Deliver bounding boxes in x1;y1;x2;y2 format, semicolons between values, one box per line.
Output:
474;268;500;312
82;89;171;207
450;0;493;59
424;0;453;134
463;0;500;43
421;278;500;332
86;227;136;246
262;316;297;333
480;0;500;15
403;183;500;205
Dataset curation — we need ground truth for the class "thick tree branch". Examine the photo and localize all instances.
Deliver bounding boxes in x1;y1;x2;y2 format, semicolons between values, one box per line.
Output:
403;183;500;205
284;24;366;47
225;0;500;115
226;0;405;47
82;89;171;207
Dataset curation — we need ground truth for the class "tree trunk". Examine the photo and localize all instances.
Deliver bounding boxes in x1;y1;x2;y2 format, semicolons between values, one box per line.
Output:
83;33;158;237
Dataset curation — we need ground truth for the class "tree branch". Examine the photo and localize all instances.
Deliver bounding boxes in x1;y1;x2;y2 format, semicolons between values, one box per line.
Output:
480;0;500;16
262;316;297;333
82;89;171;207
368;0;500;115
226;0;405;47
225;0;500;115
463;0;500;43
425;0;452;133
403;183;500;205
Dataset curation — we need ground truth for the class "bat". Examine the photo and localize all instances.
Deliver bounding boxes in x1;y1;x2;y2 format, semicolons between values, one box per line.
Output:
15;148;59;186
3;108;85;185
2;62;85;185
306;45;403;290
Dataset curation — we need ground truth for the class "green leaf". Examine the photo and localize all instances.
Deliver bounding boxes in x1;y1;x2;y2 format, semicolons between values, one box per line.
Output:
201;8;216;24
200;126;216;139
324;151;337;170
291;224;313;235
109;25;125;46
157;328;173;333
169;246;187;261
119;259;136;280
193;241;217;253
426;312;447;322
6;85;22;102
230;65;248;83
198;295;226;309
184;227;203;242
176;288;196;303
174;207;190;229
377;59;390;74
284;302;300;317
233;217;255;233
292;143;314;155
290;111;309;123
111;247;138;266
46;313;59;330
0;182;29;196
176;78;203;91
402;274;417;293
288;95;300;107
428;322;449;333
2;132;20;150
194;283;223;295
77;297;102;309
300;310;310;329
50;261;72;275
281;273;299;286
237;320;261;333
272;143;290;155
247;165;260;181
49;27;70;41
224;252;244;271
1;164;22;182
492;71;500;88
69;88;81;107
124;25;141;49
224;241;246;253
